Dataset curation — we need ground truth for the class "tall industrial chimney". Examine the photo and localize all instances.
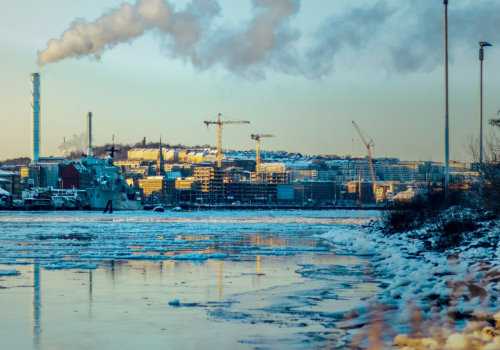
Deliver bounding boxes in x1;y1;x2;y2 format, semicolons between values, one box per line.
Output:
87;112;93;156
31;73;40;163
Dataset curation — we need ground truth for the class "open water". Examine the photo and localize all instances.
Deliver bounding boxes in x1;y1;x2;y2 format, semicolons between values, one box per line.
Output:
0;210;381;349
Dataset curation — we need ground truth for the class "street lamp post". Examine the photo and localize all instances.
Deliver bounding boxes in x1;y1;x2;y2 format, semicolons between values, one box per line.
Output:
479;41;492;168
444;0;450;200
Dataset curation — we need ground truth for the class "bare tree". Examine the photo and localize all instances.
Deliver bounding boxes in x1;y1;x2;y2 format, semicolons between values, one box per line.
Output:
481;118;500;213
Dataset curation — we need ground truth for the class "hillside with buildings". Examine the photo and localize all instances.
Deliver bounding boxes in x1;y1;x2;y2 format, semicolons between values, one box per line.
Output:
0;142;480;209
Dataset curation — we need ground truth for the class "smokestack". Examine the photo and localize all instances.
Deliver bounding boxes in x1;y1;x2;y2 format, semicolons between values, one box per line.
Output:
87;112;93;157
31;73;40;163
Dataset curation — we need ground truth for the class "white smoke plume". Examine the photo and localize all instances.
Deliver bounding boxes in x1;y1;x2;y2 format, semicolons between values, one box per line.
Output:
37;0;299;78
38;0;220;65
58;134;87;156
38;0;500;79
198;0;300;78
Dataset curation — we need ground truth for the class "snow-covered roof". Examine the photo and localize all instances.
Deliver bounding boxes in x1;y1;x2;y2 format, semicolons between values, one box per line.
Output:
0;170;16;176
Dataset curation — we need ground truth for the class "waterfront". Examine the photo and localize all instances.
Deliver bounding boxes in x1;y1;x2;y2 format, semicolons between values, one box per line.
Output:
0;210;380;349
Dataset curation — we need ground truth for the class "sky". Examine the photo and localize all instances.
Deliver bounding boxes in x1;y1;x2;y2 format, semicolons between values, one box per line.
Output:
0;0;499;162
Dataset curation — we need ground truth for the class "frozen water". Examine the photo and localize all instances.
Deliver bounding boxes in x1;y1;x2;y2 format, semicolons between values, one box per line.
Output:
0;210;377;269
0;209;380;349
0;269;19;276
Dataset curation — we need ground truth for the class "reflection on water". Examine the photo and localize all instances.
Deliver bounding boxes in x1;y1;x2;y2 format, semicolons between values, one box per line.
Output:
32;261;40;350
16;257;378;349
88;269;92;317
0;210;380;349
218;261;222;300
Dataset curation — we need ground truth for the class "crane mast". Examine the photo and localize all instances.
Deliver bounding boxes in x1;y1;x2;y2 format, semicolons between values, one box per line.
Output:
352;121;377;202
251;134;274;174
204;113;250;167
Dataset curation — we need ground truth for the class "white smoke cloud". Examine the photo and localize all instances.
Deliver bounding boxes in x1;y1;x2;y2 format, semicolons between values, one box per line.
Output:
58;134;87;156
197;0;300;78
303;2;394;79
38;0;220;65
38;0;500;79
387;1;500;74
37;0;299;78
301;0;500;77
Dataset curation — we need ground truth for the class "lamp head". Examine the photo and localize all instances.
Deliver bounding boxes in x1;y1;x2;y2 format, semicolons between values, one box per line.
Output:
480;41;492;47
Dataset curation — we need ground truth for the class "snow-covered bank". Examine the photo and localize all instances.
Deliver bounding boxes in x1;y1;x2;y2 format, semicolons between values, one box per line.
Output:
321;207;500;349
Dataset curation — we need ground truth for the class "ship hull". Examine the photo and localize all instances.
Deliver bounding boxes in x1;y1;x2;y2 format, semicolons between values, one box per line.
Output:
87;188;143;210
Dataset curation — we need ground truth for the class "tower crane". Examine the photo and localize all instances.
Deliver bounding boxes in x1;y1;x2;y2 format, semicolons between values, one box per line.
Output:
251;134;274;174
352;121;378;202
204;113;250;168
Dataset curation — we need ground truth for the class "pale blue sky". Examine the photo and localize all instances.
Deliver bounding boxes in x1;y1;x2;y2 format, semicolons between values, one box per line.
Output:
1;0;499;161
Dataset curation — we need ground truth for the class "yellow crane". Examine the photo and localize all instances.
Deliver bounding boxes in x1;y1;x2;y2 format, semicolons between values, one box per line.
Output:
251;134;274;174
204;113;250;167
352;121;377;202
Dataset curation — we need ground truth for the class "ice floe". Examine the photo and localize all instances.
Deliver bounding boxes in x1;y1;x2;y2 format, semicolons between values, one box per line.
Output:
0;269;20;276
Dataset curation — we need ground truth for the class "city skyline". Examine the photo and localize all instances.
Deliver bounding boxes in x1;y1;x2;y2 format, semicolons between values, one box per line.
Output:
1;0;499;162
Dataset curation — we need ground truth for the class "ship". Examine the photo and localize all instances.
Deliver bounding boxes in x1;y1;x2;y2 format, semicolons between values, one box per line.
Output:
82;155;143;211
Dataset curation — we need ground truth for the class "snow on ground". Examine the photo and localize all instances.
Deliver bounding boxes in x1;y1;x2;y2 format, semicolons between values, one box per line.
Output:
321;207;500;348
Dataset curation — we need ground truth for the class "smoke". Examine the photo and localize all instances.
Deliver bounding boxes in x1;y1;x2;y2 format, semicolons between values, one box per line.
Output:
37;0;300;78
197;0;301;78
302;0;500;77
388;0;500;74
38;0;500;79
59;134;86;156
304;2;394;79
38;0;220;65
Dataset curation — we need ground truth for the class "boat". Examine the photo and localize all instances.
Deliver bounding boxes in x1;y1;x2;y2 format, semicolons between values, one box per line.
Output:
152;205;165;212
82;156;143;210
0;188;12;208
22;187;86;210
21;188;53;210
49;189;84;209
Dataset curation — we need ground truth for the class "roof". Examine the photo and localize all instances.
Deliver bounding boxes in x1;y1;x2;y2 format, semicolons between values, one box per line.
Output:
0;187;11;196
0;170;16;176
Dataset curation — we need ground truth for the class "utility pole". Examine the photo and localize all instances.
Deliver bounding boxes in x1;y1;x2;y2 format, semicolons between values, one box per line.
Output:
479;41;492;168
443;0;450;201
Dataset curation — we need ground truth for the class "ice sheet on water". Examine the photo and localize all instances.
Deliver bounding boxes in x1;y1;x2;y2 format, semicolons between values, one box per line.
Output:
0;269;20;276
42;262;99;270
260;246;329;252
320;225;377;256
0;210;367;270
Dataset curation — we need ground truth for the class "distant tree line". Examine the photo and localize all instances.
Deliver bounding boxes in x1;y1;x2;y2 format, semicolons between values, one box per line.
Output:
0;157;31;166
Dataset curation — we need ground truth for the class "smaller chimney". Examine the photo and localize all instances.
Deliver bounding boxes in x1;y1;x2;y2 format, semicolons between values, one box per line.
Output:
87;112;93;156
31;73;40;163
